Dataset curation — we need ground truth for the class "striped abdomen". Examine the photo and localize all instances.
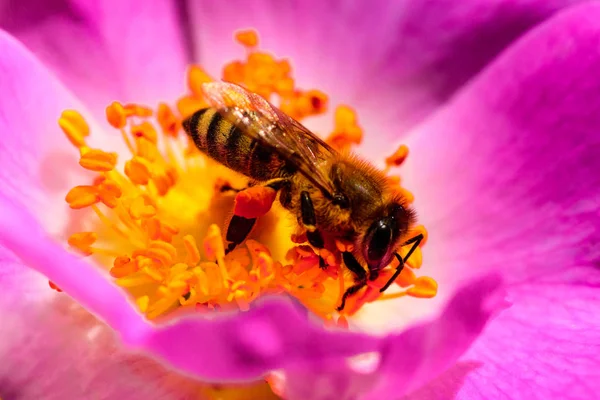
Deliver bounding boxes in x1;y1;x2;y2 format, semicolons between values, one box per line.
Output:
183;108;292;181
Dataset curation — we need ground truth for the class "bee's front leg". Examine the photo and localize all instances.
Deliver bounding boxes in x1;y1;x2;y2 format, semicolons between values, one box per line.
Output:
300;191;330;270
337;252;367;312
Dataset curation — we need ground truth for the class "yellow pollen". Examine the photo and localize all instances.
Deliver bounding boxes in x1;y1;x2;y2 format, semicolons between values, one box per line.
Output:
59;28;436;325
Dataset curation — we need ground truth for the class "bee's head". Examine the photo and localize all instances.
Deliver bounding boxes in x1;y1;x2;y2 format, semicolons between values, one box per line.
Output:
361;203;415;270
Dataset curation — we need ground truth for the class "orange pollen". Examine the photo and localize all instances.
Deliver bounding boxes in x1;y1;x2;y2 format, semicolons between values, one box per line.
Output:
58;28;436;323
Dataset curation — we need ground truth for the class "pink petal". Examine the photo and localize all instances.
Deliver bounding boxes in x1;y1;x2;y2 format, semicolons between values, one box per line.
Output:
401;0;600;298
0;29;124;236
0;251;204;398
0;0;189;115
457;282;599;399
189;0;587;155
0;189;505;398
282;274;506;400
394;3;600;397
0;193;379;380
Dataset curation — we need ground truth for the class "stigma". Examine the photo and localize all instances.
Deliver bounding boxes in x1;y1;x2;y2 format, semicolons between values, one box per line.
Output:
57;29;436;325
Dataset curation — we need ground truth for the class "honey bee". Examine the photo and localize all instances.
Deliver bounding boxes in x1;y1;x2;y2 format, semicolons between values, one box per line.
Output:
183;82;423;311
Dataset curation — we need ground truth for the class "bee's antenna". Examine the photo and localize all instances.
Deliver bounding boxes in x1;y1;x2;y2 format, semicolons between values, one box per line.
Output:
379;253;404;293
379;233;424;293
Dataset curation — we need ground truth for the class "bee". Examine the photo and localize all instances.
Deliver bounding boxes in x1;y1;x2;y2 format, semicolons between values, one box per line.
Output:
183;82;423;311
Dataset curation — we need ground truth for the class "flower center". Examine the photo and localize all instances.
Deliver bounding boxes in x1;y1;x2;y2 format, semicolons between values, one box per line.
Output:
57;30;437;326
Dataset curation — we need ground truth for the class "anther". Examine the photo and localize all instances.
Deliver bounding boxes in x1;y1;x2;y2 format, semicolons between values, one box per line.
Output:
106;101;127;129
188;65;213;97
65;185;99;209
68;232;97;256
183;235;201;266
235;30;259;47
131;122;158;144
385;145;409;168
59;110;90;148
407;277;438;298
124;156;152;185
157;103;180;137
79;148;118;172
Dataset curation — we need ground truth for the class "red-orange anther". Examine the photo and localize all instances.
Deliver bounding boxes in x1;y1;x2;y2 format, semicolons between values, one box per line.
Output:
67;232;98;256
385;145;409;168
106;102;127;129
131;122;158;143
157;103;180;137
48;281;63;292
235;30;259;47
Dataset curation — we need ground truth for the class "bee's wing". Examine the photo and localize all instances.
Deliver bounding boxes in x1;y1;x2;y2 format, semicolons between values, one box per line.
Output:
202;81;339;198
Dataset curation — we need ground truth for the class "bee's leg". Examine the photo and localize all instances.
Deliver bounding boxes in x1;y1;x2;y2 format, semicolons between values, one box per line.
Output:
300;191;324;249
225;215;257;254
337;252;367;312
300;191;329;269
219;183;248;193
379;233;424;293
224;178;290;254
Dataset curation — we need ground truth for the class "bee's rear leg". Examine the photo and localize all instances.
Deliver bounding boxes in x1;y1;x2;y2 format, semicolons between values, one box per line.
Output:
217;178;250;194
225;215;257;254
300;191;327;269
337;251;367;312
224;178;289;254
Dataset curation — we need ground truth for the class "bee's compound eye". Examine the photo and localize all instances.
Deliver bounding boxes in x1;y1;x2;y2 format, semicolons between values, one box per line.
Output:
365;219;392;266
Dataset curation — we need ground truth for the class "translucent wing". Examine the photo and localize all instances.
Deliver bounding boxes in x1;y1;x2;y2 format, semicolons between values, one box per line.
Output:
202;81;339;198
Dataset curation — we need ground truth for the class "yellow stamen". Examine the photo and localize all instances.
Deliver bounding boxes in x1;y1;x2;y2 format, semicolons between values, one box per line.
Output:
65;185;99;209
188;65;214;98
327;106;363;150
68;232;97;256
235;29;259;48
124;156;152;185
385;144;410;169
59;110;89;148
136;295;150;313
183;235;201;266
157;103;181;137
407;276;438;298
131;121;158;144
59;28;436;329
79;148;118;172
106;101;127;129
124;103;153;118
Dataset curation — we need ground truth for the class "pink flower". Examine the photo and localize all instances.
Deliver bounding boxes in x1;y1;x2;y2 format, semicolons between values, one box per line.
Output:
1;1;599;399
